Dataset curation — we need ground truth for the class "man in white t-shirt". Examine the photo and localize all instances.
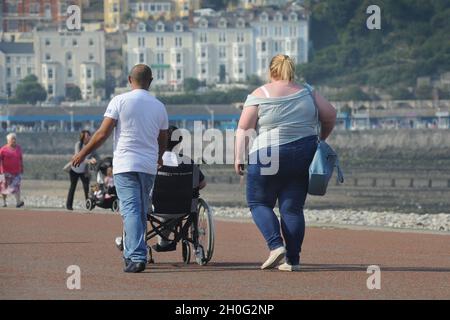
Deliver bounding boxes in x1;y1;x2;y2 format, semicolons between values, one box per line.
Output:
72;64;168;273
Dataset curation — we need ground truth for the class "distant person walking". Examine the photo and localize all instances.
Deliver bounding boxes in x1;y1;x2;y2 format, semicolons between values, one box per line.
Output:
235;54;337;271
72;64;168;273
66;130;98;211
0;133;24;208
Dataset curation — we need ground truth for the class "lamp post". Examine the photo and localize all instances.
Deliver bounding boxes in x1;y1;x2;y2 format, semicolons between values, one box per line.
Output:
205;105;215;129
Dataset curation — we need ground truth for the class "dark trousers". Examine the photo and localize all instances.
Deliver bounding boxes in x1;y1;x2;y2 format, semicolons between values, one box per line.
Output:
66;169;90;209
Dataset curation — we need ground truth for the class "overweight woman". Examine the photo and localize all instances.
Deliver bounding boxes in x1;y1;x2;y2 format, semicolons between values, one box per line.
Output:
235;54;337;271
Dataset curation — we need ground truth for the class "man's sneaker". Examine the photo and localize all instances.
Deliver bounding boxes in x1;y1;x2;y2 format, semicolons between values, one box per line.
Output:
152;241;176;252
261;247;286;270
124;261;146;273
16;201;24;208
278;263;301;272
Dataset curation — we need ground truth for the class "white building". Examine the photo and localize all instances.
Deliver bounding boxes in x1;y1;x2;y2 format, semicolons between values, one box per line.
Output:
127;20;194;91
33;28;105;100
252;8;309;80
125;5;309;90
0;42;35;97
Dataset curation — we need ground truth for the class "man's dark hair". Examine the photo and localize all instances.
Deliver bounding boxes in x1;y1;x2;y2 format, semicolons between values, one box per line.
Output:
167;125;183;151
129;64;153;89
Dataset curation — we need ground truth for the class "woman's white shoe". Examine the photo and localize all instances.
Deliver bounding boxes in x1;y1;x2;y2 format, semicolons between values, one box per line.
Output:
261;247;286;270
278;262;301;272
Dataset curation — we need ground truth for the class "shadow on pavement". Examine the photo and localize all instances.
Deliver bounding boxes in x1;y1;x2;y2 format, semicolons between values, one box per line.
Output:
140;262;450;274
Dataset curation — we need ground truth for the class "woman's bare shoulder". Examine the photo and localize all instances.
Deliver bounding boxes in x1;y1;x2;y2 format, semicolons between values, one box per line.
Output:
251;87;265;98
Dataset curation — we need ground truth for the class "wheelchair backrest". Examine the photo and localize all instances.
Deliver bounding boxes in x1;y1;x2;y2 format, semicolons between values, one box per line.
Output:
152;163;200;215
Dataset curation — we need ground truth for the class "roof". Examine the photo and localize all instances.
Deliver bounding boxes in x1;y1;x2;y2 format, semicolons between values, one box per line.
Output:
0;42;34;55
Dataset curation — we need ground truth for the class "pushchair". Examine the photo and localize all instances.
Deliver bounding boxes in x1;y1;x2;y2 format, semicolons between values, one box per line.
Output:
85;157;119;212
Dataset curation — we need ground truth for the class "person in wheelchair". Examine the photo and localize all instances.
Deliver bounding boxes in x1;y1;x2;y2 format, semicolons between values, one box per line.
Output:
151;125;207;253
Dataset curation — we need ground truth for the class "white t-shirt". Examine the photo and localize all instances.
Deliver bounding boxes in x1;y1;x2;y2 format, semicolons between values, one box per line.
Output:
104;89;169;175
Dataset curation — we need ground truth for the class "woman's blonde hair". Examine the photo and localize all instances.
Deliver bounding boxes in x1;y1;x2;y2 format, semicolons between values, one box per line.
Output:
269;54;295;82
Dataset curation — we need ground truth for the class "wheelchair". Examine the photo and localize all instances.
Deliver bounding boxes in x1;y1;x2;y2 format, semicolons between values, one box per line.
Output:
144;162;215;266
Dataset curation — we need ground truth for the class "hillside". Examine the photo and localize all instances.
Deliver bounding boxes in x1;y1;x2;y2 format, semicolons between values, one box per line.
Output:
299;0;450;99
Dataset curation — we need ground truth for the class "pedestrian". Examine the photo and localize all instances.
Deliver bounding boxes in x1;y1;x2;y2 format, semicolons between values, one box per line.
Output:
66;130;99;211
0;133;25;208
72;64;168;273
235;54;337;271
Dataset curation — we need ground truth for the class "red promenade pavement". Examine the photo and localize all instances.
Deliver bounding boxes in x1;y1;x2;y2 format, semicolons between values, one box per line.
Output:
0;209;449;299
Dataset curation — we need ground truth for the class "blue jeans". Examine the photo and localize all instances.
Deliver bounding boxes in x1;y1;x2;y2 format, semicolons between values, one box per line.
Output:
114;172;155;263
246;135;318;265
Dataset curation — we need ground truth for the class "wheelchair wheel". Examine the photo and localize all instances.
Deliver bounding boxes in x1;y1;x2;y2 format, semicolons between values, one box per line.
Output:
182;240;191;264
86;198;94;211
196;198;214;264
111;199;119;213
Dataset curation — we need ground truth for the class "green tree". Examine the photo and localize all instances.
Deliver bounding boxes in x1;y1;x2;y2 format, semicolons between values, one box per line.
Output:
415;85;433;99
184;78;201;92
14;75;47;105
247;75;263;87
65;85;82;101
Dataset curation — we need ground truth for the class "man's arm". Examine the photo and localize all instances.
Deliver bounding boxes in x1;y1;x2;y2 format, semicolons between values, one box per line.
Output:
157;130;168;167
72;117;116;167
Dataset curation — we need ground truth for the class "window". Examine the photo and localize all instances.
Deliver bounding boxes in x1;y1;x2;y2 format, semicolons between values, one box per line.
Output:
261;41;266;52
201;64;206;75
87;69;92;79
48;68;53;79
112;3;119;12
16;67;21;76
177;69;182;80
6;57;11;64
46;53;51;61
89;53;94;61
219;33;226;43
27;67;32;75
45;38;51;46
87;85;92;94
157;69;164;80
239;63;244;74
138;37;145;47
89;38;94;46
219;47;226;59
156;37;164;47
30;2;40;14
6;67;11;77
48;84;53;95
201;48;207;58
72;39;78;46
176;53;181;64
139;53;144;63
68;68;73;78
175;37;182;47
157;53;164;64
6;83;11;96
66;52;72;61
238;47;244;58
200;33;207;43
237;33;244;43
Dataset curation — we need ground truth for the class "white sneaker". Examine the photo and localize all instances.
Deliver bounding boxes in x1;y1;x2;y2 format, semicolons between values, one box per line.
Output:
278;262;301;272
115;237;123;251
261;247;286;270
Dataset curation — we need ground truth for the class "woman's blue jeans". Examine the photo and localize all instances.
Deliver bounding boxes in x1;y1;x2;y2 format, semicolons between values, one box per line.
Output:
114;172;155;263
246;135;318;265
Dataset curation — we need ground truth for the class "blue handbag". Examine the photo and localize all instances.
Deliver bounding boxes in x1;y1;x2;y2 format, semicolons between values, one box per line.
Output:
305;85;344;196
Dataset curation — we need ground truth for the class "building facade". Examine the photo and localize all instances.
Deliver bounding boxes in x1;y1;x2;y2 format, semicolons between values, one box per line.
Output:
125;5;310;90
127;20;194;91
0;42;35;97
1;0;82;32
33;28;105;100
104;0;129;33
